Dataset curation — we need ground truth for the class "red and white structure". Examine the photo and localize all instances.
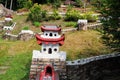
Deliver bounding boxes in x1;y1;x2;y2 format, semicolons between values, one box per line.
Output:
33;25;66;60
30;25;66;80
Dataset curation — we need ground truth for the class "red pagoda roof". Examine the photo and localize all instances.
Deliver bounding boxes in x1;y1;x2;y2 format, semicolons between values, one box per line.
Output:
41;25;61;32
5;15;13;19
35;34;65;46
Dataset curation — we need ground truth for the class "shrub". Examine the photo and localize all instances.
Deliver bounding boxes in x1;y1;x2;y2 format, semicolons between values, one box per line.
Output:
74;0;83;7
52;0;61;9
64;10;81;21
64;22;77;27
17;0;28;9
48;10;61;20
28;3;47;22
33;22;41;27
23;26;29;30
24;0;33;9
82;12;98;22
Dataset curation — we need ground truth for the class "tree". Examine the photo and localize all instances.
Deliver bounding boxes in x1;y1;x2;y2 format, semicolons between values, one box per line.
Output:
5;0;7;8
28;3;47;22
24;0;33;9
10;0;13;10
17;0;27;9
99;0;120;50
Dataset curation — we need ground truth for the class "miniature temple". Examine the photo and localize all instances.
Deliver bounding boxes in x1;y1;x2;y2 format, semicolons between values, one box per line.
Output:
29;25;66;80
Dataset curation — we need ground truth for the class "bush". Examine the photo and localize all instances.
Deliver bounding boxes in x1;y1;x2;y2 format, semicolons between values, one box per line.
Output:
23;26;29;30
24;0;33;9
17;0;28;9
64;22;77;27
82;12;98;22
74;0;83;7
48;10;61;20
28;3;47;22
52;0;61;9
64;10;81;21
33;22;41;27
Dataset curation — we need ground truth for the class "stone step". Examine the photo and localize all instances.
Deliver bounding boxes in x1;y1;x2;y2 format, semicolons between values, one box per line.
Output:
0;66;9;75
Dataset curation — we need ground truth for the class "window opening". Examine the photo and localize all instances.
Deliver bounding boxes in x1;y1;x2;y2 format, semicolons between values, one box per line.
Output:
48;48;52;54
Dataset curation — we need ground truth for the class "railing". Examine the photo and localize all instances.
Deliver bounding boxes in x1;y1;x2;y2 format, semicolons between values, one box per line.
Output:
66;52;120;66
62;23;102;32
3;22;16;30
87;23;102;29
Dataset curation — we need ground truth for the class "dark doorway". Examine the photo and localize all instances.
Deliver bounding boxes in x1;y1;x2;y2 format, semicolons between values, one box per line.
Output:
48;48;52;54
46;66;52;76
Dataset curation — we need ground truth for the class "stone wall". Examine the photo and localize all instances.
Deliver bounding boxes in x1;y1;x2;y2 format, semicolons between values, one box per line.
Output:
2;30;34;41
66;52;120;80
18;33;34;41
2;33;18;40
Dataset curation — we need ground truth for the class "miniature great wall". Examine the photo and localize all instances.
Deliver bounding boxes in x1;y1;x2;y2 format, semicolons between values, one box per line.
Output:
29;25;120;80
29;25;66;80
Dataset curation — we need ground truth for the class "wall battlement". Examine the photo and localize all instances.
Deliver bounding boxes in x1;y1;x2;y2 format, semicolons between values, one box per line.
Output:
66;52;120;80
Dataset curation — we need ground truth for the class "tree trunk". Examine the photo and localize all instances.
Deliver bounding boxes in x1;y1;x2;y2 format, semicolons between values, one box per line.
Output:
5;0;7;8
84;0;87;12
10;0;13;10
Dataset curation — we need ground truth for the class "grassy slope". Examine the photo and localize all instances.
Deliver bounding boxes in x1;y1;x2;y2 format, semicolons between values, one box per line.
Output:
0;30;111;80
0;9;111;79
61;30;111;60
0;39;39;80
12;14;77;34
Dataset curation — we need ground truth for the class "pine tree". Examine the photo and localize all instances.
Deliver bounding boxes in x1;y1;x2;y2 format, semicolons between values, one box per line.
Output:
100;0;120;50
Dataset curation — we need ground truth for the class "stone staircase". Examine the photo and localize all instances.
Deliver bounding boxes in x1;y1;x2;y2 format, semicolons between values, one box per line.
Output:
0;66;9;75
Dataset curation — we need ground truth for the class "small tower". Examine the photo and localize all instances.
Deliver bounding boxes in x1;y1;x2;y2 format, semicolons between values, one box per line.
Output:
30;25;66;80
36;25;64;55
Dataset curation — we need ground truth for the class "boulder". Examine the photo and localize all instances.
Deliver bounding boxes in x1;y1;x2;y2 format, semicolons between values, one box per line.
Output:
18;30;34;41
0;4;14;17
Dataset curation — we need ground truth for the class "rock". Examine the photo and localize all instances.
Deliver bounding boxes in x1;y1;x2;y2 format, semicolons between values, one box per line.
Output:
2;33;18;40
0;4;14;17
18;30;34;41
2;30;34;41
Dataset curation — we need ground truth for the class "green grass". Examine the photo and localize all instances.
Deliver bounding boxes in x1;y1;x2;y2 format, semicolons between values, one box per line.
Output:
64;21;77;27
0;30;111;80
0;12;112;80
61;30;111;60
0;39;39;80
12;15;77;34
0;53;31;80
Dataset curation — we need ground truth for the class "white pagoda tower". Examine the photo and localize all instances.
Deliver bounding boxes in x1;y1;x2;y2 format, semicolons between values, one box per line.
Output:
33;25;66;60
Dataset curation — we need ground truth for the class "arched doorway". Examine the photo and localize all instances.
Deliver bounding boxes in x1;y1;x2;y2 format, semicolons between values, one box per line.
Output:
46;66;52;76
48;48;52;54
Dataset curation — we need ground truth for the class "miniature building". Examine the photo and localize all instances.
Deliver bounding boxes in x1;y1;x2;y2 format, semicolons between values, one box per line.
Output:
33;25;66;60
29;25;66;80
77;19;88;30
3;15;16;30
